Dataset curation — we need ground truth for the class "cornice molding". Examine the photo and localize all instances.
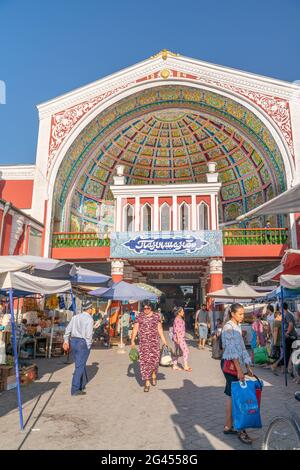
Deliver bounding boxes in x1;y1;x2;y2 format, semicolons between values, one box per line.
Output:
110;182;222;198
0;165;36;180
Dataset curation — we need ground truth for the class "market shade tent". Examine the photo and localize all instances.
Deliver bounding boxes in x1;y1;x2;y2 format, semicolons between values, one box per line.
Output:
0;255;110;284
0;268;72;432
89;280;157;301
0;255;76;273
0;270;71;296
236;181;300;221
258;249;300;283
207;281;270;299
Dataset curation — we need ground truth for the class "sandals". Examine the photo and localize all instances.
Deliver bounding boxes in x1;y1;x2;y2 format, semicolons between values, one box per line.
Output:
223;426;237;435
144;384;150;392
151;377;157;386
238;430;252;445
183;367;192;372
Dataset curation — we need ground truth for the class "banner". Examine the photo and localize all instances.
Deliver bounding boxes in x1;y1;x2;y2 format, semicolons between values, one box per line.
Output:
110;231;223;258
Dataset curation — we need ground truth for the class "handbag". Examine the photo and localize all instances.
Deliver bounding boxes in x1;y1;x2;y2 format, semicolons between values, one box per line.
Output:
253;346;268;364
231;379;262;430
223;359;237;376
160;344;172;366
129;347;139;362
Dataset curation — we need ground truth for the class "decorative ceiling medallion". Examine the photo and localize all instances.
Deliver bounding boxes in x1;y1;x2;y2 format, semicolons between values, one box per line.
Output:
160;69;171;79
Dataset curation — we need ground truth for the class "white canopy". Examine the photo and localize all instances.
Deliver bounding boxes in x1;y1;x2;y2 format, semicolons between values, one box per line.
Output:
0;258;33;274
0;271;71;295
236;182;300;221
0;255;76;274
280;275;300;289
207;281;270;299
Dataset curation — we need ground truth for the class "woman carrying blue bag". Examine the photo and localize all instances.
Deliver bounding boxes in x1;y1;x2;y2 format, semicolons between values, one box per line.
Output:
231;379;262;431
221;303;256;445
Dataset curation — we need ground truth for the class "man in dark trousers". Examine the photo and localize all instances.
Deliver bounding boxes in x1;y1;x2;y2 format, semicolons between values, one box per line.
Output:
63;300;94;396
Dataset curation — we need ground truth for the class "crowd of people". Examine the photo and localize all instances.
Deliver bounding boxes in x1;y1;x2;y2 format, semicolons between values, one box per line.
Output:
62;297;299;445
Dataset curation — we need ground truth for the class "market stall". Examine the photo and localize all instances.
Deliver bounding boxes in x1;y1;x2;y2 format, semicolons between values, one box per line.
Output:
257;252;300;386
0;269;72;431
207;281;270;346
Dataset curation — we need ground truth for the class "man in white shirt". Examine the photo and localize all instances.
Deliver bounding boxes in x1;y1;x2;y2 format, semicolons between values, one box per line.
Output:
63;300;94;396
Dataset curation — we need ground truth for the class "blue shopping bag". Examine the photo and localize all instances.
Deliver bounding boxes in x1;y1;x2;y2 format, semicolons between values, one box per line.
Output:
231;380;262;430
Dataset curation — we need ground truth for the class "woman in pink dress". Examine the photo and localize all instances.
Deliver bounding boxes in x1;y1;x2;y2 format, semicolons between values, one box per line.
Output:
130;303;167;392
172;307;192;372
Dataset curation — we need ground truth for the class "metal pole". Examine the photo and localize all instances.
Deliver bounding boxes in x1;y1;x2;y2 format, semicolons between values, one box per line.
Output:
48;315;54;359
280;287;287;387
70;288;77;315
9;289;24;431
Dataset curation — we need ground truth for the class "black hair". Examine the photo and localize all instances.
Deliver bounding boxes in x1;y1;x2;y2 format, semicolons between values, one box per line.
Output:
267;304;274;313
283;302;288;310
229;303;244;319
143;302;152;308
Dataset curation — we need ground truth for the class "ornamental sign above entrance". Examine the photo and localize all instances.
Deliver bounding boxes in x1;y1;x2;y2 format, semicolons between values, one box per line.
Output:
110;231;223;259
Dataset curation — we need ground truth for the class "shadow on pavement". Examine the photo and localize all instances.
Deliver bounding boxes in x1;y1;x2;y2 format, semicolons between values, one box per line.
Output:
162;379;228;450
127;361;166;387
86;362;100;384
0;380;60;419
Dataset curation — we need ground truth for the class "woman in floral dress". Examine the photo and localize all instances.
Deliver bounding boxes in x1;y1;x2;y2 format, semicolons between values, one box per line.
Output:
130;303;167;392
172;307;192;372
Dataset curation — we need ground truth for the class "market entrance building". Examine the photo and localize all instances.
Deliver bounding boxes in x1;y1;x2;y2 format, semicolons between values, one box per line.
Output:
1;50;299;301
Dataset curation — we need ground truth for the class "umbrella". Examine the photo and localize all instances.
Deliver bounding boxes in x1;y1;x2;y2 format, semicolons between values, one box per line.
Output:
133;282;163;296
89;281;157;301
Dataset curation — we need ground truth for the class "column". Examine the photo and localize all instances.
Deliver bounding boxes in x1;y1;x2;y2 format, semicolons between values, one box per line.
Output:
116;197;122;231
191;194;197;230
111;259;124;283
207;258;223;308
154;196;159;231
135;196;140;232
172;195;178;231
210;194;217;230
200;278;207;305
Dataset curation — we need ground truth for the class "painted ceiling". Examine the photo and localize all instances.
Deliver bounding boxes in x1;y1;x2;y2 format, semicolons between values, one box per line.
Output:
53;86;286;230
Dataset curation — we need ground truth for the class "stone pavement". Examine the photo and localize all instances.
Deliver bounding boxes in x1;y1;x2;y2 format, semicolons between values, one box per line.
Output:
0;336;299;450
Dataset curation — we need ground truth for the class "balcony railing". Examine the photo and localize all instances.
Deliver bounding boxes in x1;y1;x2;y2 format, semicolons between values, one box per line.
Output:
52;232;110;248
222;228;289;246
52;228;289;248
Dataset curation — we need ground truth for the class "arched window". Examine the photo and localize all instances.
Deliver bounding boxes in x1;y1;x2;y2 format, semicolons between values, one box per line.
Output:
198;202;209;230
179;202;189;231
142;203;152;231
160;203;170;231
123;204;134;232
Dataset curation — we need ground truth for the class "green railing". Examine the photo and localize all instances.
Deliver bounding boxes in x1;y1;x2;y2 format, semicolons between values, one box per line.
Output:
52;232;110;248
53;228;289;248
222;228;289;245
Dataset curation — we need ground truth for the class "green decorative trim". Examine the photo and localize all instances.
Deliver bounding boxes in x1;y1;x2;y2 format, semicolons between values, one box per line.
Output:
52;233;110;248
223;229;288;246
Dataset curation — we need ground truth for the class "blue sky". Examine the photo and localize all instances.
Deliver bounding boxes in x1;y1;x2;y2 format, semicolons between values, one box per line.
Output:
0;0;300;165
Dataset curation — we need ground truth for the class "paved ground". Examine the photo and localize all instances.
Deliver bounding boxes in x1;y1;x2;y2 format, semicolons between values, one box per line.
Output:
0;335;299;450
